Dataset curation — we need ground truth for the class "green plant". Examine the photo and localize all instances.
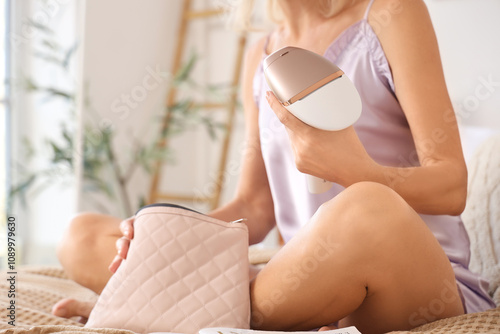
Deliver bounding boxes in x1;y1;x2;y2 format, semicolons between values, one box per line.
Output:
9;21;226;217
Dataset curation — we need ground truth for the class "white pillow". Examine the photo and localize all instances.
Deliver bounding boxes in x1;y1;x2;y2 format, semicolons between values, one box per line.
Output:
461;134;500;306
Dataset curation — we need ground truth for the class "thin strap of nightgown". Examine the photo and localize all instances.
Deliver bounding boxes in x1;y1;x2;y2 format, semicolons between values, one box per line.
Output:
363;0;376;20
263;33;271;55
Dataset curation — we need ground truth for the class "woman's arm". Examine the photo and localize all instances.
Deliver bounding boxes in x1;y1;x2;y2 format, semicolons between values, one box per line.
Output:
209;37;276;244
265;0;467;216
370;0;467;215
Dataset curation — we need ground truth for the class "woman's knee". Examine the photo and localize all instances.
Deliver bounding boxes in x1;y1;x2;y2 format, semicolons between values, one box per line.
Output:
331;182;409;214
57;213;121;292
317;182;414;236
57;213;103;258
308;181;438;275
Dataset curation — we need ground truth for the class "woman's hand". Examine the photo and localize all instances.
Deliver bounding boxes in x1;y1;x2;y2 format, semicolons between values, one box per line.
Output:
108;216;135;273
265;91;378;187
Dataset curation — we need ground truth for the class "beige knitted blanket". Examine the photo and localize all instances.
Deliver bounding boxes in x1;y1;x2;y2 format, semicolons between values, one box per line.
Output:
0;265;499;334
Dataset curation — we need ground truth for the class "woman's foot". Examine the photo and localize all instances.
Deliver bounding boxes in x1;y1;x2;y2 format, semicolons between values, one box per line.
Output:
52;298;94;324
318;325;339;331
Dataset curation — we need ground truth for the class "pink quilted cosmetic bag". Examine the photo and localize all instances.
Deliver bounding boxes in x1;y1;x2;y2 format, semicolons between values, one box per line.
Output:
86;203;250;334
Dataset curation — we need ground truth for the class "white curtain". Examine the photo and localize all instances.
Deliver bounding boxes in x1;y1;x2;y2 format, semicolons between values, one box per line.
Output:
1;0;9;269
8;0;82;265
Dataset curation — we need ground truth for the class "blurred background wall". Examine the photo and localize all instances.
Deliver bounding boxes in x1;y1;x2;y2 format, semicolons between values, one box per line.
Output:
425;0;500;159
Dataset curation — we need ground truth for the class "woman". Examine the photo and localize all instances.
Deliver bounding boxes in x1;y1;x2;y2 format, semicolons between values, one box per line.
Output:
53;1;495;333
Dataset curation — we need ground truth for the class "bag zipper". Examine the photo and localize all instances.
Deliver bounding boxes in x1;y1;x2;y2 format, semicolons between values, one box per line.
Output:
137;203;246;224
136;203;202;215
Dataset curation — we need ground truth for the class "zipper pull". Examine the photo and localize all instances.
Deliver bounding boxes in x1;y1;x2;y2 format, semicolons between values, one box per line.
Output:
229;218;247;224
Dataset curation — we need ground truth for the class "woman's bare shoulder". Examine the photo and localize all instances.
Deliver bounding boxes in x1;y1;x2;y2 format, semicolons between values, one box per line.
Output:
244;35;269;72
367;0;430;34
366;0;436;74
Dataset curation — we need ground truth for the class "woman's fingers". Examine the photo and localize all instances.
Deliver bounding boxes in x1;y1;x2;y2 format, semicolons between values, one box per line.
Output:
265;91;310;134
115;236;130;259
119;216;135;239
108;255;123;273
109;235;131;273
109;217;135;273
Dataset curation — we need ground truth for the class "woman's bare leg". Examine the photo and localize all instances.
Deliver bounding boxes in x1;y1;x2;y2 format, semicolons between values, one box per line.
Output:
250;182;464;334
57;213;123;294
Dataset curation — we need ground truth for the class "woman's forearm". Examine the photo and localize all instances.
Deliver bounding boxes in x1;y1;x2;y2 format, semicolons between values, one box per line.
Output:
353;161;467;216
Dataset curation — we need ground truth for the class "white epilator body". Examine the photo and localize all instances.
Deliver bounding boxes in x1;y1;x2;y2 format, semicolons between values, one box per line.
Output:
287;76;362;131
263;46;363;194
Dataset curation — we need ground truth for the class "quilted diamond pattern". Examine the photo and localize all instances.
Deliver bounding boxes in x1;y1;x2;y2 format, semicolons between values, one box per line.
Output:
86;205;250;334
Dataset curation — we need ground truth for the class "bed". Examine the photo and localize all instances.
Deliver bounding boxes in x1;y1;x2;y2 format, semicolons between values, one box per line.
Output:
1;135;499;334
0;262;498;334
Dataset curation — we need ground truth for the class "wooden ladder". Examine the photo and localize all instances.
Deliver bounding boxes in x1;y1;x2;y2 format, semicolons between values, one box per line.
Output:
148;0;247;210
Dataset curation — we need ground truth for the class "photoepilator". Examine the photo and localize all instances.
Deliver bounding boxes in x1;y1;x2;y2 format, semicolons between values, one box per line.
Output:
263;46;362;193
